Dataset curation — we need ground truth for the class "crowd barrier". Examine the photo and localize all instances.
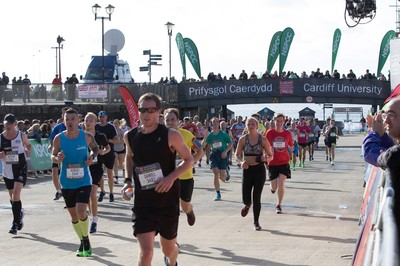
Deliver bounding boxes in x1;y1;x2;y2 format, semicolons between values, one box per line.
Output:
0;138;52;176
352;164;399;265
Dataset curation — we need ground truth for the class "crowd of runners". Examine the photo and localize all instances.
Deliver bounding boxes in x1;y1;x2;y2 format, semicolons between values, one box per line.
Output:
0;93;340;265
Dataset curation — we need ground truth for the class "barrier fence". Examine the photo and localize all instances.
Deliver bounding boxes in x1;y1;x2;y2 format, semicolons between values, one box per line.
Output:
352;164;399;265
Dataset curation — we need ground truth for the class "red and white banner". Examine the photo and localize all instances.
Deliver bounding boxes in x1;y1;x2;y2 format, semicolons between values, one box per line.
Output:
119;85;139;128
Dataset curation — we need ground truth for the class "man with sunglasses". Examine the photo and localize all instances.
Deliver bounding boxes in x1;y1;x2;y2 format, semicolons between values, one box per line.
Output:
122;93;193;266
363;99;399;166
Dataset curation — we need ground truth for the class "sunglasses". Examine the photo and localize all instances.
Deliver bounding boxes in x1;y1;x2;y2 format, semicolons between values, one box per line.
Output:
138;107;159;113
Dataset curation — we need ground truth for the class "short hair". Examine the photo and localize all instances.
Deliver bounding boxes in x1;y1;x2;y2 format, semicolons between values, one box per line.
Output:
164;108;180;119
251;113;260;119
138;93;162;110
84;112;97;121
274;113;285;120
246;117;259;126
65;108;79;115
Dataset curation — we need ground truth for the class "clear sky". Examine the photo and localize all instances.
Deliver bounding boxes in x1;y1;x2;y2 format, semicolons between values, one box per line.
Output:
1;0;398;85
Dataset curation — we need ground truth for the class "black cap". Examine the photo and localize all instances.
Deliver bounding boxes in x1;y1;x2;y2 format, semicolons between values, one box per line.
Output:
4;113;16;124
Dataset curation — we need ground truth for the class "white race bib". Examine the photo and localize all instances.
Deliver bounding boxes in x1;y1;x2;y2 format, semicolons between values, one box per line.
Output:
330;132;336;137
136;163;164;190
273;140;286;149
309;133;314;138
66;164;84;179
5;151;19;164
212;141;222;149
299;133;306;138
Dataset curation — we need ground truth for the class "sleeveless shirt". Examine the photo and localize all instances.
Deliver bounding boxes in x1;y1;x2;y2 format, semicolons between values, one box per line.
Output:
127;124;178;208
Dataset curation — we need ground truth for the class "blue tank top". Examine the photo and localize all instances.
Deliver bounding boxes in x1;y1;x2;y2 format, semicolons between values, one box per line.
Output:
59;129;92;189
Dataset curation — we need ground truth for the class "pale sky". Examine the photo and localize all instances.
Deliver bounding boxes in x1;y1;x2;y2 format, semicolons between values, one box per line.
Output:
1;0;398;85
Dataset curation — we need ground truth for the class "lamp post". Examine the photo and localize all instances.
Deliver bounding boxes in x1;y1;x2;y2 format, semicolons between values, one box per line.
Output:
165;22;174;80
92;3;115;84
56;35;65;80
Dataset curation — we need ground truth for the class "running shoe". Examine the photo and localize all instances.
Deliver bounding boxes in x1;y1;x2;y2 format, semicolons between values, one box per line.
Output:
253;222;262;231
214;192;221;201
326;156;328;161
18;209;25;230
113;177;119;184
98;191;106;202
83;248;93;257
241;206;250;217
206;159;209;165
164;256;178;266
331;161;334;165
309;155;312;161
292;165;296;171
76;242;84;257
186;211;196;226
275;205;282;214
198;162;201;167
109;193;114;202
329;156;332;162
9;223;18;235
225;172;230;182
53;191;62;200
90;222;97;233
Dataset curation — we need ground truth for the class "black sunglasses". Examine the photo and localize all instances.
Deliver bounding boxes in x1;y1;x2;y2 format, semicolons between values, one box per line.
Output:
138;107;159;113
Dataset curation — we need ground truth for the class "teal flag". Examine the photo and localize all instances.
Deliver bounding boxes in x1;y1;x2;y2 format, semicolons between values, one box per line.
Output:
377;30;396;76
279;27;295;76
267;31;282;74
175;33;186;78
183;38;201;79
331;28;341;74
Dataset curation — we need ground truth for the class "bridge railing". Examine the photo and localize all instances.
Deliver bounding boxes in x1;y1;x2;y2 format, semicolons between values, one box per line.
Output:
352;164;399;265
0;82;178;105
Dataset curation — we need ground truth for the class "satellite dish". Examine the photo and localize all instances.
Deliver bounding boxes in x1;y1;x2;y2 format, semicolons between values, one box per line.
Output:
104;29;125;55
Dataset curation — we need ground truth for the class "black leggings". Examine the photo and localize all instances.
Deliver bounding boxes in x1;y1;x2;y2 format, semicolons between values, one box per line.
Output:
242;164;266;223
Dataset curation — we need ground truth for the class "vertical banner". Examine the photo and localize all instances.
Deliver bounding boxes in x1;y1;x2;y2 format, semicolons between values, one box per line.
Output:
331;28;342;74
267;31;282;74
183;37;202;79
119;85;139;128
176;33;186;79
377;30;396;77
279;27;295;76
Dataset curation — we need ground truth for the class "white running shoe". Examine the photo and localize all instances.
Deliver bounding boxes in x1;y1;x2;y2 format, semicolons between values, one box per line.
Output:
331;161;334;165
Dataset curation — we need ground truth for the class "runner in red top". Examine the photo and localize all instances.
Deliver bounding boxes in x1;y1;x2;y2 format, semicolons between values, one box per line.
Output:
266;113;294;214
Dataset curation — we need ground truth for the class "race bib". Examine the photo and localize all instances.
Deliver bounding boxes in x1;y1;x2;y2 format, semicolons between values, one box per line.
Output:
136;163;163;190
273;140;286;149
66;164;84;179
309;133;314;138
299;133;306;138
330;132;336;137
212;141;222;149
5;151;19;164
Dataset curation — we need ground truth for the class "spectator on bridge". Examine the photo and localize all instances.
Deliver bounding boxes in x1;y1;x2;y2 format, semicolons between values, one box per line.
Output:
333;69;340;79
229;74;237;80
52;74;63;100
249;71;258;79
261;71;271;79
22;74;32;103
347;69;356;80
216;73;223;81
271;71;279;78
300;71;308;78
239;70;248;80
324;70;332;79
362;69;373;79
170;76;178;84
378;73;387;81
0;72;10;105
207;72;216;82
313;68;322;78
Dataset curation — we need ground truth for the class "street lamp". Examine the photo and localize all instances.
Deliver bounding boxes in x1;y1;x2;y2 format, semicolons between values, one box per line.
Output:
165;22;174;80
57;35;65;81
92;3;115;84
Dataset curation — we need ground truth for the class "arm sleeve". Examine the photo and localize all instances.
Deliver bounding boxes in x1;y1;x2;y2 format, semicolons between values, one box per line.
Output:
363;132;395;167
